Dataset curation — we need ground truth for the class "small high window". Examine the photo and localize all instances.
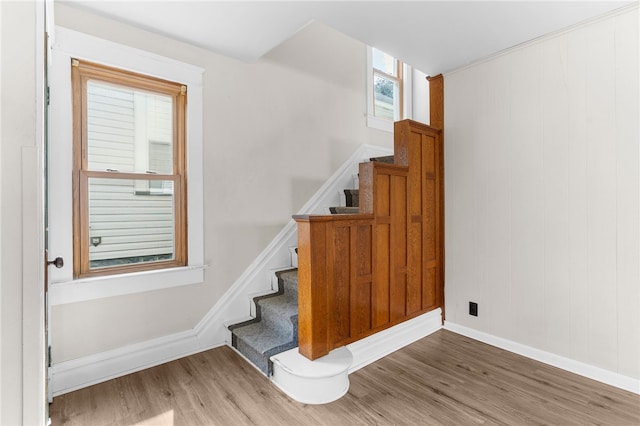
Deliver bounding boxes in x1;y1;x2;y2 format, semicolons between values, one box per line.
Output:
71;59;187;278
371;47;403;121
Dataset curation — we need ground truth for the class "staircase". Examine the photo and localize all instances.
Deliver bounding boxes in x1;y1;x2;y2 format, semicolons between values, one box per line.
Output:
328;155;392;215
228;156;391;376
228;269;299;375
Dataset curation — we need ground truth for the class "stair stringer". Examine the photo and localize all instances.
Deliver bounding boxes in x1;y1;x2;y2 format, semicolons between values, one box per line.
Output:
194;144;393;347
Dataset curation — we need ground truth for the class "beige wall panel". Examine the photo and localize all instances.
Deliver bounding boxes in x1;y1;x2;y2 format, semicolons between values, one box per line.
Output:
541;35;572;358
445;6;639;379
584;18;618;372
614;10;640;379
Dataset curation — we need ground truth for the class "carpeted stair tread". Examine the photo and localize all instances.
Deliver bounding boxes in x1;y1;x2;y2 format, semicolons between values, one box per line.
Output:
233;321;297;351
228;268;299;376
233;323;298;375
329;206;359;214
257;295;298;330
370;155;395;163
276;269;299;299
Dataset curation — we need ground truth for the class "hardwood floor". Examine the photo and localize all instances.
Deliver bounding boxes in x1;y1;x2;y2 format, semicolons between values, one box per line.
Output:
50;330;640;425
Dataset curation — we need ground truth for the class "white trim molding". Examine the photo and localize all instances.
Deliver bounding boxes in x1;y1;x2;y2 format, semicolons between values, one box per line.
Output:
50;329;220;396
445;321;640;395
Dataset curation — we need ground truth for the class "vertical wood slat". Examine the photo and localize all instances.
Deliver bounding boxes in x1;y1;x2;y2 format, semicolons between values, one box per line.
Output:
426;75;446;313
395;120;443;315
295;119;443;360
389;172;408;322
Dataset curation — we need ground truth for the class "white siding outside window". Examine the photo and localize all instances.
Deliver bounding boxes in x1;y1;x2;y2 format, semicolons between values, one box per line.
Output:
86;83;175;268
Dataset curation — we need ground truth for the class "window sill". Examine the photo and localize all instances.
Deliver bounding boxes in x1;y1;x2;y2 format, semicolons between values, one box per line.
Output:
49;265;206;306
366;115;394;133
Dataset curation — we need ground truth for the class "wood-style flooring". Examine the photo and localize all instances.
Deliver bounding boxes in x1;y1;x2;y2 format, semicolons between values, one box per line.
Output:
49;330;640;425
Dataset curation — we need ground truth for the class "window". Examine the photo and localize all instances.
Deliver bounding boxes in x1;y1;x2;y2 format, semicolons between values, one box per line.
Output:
71;59;187;278
366;46;412;132
372;48;403;121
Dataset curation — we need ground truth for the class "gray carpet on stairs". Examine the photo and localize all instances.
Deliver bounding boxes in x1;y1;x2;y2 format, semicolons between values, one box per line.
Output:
228;269;298;376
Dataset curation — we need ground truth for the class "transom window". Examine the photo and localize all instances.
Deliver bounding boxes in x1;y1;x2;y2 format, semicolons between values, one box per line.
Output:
71;59;187;278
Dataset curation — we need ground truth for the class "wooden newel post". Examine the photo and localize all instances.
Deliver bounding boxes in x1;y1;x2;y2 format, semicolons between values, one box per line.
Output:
426;74;444;130
294;216;330;360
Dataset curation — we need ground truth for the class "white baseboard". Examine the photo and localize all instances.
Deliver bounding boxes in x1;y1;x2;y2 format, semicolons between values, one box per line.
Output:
50;329;224;397
348;308;443;373
444;321;640;395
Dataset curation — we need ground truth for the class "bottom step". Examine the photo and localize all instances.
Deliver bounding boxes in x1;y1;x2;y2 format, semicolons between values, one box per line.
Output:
271;346;353;405
270;308;443;404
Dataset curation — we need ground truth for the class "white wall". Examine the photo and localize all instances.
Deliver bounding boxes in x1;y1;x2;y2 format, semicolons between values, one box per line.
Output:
50;4;393;364
1;1;46;423
412;67;430;125
445;6;639;379
1;2;4;420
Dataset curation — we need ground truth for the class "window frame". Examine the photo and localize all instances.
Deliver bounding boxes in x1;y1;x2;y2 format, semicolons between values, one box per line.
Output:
372;49;403;121
71;59;188;278
48;27;204;305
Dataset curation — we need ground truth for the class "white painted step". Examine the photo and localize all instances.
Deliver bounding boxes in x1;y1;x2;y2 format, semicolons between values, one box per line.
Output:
270;308;443;405
271;346;353;405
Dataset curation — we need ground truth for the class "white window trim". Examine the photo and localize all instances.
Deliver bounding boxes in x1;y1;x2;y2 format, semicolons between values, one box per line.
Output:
366;46;413;132
48;27;205;305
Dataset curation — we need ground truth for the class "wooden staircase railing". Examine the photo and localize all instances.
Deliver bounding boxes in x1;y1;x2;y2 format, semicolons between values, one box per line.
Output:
294;119;444;360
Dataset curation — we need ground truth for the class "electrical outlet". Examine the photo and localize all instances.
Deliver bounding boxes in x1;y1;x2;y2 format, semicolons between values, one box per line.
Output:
469;302;478;317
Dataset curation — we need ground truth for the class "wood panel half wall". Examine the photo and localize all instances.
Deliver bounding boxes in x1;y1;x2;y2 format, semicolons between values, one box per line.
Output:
295;120;444;360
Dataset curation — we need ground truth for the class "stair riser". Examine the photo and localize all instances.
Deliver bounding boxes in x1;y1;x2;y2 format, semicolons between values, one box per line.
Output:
235;336;271;375
281;278;298;300
257;303;297;336
344;189;359;207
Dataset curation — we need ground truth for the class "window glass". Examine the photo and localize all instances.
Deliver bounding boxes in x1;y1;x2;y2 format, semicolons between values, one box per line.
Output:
373;75;399;120
88;177;175;269
87;80;173;174
369;47;403;123
372;48;397;76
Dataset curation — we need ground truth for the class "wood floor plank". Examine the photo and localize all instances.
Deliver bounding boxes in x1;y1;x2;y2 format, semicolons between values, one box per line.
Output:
50;330;640;425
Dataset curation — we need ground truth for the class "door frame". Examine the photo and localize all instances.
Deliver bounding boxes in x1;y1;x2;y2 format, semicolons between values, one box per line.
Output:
21;0;48;423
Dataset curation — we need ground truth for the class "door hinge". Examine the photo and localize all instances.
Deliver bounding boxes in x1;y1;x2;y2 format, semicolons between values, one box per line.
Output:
48;345;52;367
46;86;50;106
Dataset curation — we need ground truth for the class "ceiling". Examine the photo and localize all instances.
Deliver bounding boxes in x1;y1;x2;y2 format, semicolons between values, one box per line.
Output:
60;1;633;75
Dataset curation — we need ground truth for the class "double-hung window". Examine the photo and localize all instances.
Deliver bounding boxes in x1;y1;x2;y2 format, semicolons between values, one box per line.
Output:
71;59;187;278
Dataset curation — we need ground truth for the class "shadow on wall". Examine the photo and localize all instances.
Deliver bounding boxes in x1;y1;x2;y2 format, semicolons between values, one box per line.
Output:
214;223;290;270
292;177;327;213
262;21;365;89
